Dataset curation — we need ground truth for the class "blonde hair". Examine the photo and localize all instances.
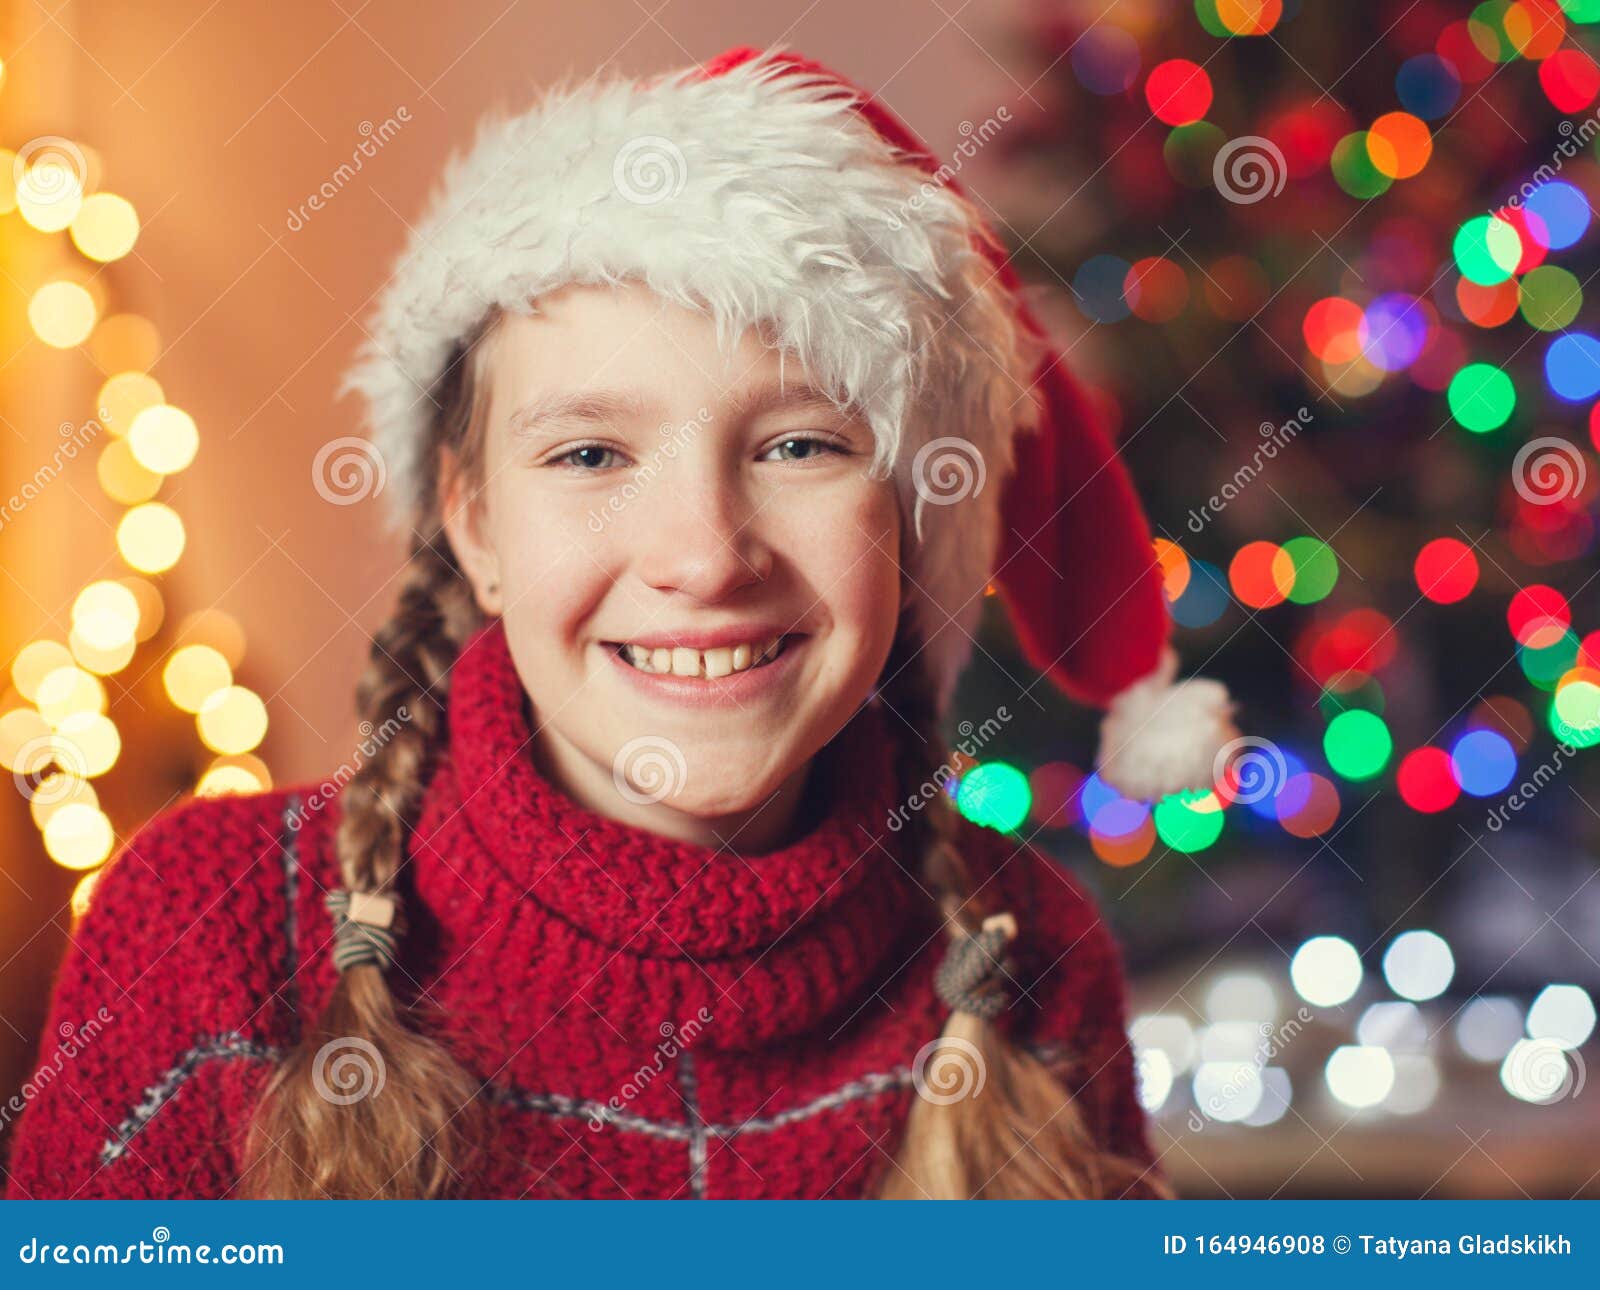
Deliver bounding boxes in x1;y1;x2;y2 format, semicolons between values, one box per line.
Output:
240;312;1172;1200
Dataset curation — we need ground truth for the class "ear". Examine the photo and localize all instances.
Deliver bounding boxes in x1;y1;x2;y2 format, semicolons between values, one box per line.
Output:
439;445;504;616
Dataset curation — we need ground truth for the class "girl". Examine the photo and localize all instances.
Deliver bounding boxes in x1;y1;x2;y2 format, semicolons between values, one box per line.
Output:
3;47;1233;1200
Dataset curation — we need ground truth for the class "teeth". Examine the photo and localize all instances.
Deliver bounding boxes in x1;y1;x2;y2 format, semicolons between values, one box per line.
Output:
615;635;788;678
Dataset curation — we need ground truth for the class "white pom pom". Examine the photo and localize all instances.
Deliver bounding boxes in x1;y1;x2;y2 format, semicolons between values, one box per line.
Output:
1096;648;1239;801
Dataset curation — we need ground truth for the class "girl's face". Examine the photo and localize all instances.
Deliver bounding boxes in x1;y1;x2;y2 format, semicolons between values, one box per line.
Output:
442;282;903;848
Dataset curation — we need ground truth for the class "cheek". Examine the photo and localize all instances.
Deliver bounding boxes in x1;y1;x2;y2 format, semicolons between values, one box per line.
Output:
486;483;608;655
779;479;902;642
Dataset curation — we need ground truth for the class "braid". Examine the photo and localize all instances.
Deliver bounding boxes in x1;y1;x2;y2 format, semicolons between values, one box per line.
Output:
239;535;487;1198
871;634;1167;1199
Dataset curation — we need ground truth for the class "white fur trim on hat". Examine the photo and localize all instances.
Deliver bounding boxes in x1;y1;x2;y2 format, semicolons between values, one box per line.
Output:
344;49;1045;712
1096;647;1239;802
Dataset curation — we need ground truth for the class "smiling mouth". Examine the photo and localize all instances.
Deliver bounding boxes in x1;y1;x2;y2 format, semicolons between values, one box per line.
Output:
605;635;794;679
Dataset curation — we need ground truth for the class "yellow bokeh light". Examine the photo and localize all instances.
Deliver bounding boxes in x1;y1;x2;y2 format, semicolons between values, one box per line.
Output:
17;162;82;232
43;802;116;871
175;609;247;668
12;640;75;701
35;666;107;727
29;281;98;348
54;711;121;777
116;502;185;573
97;438;163;505
28;771;98;831
71;867;105;919
0;707;51;770
88;314;161;374
68;628;135;676
129;404;199;475
98;371;165;437
196;764;267;796
197;685;268;754
163;644;233;713
203;751;272;793
70;192;140;261
72;580;141;651
119;576;165;642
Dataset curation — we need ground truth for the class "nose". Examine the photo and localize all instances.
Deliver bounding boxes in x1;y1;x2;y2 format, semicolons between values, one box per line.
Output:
633;472;774;602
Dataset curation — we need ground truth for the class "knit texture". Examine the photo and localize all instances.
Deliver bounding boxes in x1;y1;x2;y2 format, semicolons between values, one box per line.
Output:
3;619;1164;1199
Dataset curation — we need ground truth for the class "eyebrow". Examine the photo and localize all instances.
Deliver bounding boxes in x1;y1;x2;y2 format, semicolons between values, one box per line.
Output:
504;378;851;439
505;388;658;439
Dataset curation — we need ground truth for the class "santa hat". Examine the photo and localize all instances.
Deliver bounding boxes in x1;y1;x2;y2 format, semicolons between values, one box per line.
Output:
345;45;1237;802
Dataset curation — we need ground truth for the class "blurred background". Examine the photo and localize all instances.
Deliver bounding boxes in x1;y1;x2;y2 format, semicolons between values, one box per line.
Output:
0;0;1596;1198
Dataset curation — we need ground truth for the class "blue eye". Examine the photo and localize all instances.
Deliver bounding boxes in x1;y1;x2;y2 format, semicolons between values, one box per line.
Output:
555;445;619;470
766;436;846;462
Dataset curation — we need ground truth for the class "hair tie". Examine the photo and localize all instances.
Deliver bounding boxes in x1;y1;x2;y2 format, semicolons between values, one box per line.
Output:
325;888;403;973
935;911;1018;1020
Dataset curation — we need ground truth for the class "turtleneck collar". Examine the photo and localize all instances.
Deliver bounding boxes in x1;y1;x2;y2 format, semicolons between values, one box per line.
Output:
408;619;930;1052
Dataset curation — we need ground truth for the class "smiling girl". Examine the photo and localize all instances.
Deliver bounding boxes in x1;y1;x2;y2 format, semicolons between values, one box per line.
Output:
4;47;1233;1201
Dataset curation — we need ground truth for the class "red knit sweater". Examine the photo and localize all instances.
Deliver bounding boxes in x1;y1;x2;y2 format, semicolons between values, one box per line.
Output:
3;620;1163;1200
